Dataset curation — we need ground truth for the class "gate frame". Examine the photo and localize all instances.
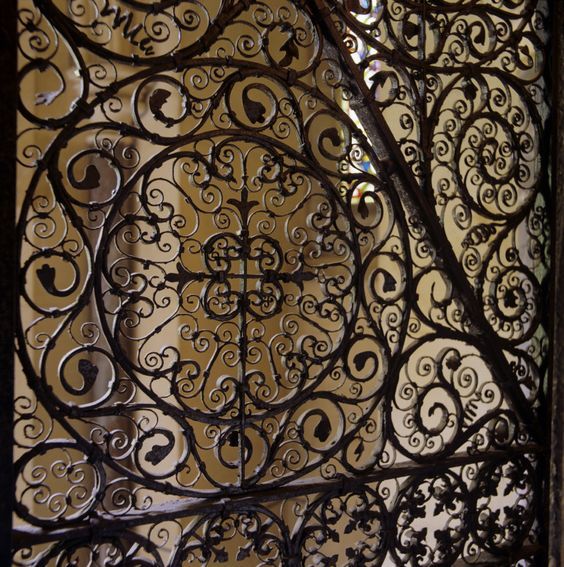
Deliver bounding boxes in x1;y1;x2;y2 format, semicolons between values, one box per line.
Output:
548;1;564;564
0;0;18;564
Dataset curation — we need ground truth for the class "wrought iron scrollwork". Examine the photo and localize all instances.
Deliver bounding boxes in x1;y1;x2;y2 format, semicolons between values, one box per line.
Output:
12;455;541;566
13;0;550;564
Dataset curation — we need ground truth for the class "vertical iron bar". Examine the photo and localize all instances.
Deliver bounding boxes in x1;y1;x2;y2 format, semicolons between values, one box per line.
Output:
0;0;17;562
548;0;564;562
240;184;249;489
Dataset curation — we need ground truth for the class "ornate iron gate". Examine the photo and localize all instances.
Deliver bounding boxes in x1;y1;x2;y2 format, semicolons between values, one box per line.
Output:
9;0;553;564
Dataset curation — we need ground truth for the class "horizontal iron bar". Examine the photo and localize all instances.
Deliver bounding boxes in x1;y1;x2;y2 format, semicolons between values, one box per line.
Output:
12;444;544;547
450;544;543;567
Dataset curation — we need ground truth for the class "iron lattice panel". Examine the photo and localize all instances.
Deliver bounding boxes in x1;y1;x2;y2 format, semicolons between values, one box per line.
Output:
13;0;550;564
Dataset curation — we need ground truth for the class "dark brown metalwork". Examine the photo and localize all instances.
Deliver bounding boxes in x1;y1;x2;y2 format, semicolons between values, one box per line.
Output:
10;0;552;564
548;1;564;564
0;0;18;562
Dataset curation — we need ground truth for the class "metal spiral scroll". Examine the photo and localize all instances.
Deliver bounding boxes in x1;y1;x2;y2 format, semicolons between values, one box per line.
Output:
13;0;549;564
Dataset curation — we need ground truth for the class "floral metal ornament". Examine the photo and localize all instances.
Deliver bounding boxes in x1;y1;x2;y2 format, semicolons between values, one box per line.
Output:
12;0;551;564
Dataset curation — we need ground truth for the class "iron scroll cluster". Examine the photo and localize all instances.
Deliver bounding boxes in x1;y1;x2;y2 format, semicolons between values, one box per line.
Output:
13;0;550;564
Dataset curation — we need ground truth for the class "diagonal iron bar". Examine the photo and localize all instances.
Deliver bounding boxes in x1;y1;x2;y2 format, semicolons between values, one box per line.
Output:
309;0;542;442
